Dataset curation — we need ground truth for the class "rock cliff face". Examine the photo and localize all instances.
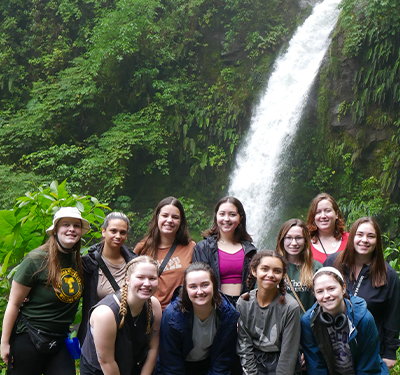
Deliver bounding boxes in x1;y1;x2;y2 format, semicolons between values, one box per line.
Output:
279;0;400;232
321;33;391;147
299;13;399;199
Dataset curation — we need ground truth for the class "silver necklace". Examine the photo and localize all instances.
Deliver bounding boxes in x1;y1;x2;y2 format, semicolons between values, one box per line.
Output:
132;308;142;326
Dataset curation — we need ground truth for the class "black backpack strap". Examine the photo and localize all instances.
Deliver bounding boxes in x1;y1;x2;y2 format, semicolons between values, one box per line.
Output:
158;241;178;276
95;249;120;292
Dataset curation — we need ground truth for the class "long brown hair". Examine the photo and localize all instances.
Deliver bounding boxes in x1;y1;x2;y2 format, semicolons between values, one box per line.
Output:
276;219;315;289
247;250;288;304
136;197;191;259
306;193;345;242
179;262;222;312
202;196;253;242
119;256;159;332
333;217;387;288
36;235;83;292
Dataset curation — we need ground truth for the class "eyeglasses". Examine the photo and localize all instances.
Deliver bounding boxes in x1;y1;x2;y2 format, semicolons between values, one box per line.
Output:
283;236;305;244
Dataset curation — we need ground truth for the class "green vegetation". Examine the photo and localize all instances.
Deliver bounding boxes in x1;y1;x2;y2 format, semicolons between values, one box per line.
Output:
0;180;108;372
281;0;400;245
1;0;400;371
0;0;302;219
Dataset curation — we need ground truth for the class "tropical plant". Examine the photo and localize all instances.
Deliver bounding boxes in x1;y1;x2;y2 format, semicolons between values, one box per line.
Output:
0;179;109;359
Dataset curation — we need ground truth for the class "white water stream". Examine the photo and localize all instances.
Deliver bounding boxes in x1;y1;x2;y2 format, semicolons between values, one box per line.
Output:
229;0;342;246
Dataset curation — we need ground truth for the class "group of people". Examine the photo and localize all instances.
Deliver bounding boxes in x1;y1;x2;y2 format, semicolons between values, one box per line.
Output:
1;193;399;375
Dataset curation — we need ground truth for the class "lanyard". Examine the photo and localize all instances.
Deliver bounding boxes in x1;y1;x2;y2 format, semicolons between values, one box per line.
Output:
353;275;364;296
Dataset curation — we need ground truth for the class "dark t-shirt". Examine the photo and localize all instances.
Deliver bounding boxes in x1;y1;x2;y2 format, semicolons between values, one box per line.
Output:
327;325;355;375
286;261;322;315
14;249;82;333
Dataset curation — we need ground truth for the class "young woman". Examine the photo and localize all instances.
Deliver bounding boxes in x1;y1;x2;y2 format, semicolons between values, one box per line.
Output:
80;256;162;375
193;196;257;307
301;267;389;374
79;212;137;343
157;262;239;375
1;207;90;375
236;250;301;375
324;217;400;370
276;219;322;315
134;197;195;311
306;193;348;264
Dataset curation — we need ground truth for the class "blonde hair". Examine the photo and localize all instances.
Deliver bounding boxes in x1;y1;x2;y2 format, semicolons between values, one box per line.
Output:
118;256;158;333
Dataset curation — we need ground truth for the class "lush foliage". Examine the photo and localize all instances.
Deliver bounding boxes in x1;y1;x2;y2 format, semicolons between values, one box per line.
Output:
0;180;108;272
0;180;108;372
0;0;301;211
279;0;400;245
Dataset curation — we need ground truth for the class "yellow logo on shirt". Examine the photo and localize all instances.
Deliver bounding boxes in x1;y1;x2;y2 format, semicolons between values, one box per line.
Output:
56;268;82;303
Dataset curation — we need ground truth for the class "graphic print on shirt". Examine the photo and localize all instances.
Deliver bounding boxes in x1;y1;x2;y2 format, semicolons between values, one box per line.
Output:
286;279;309;293
56;267;82;303
157;256;182;271
328;327;354;374
251;323;278;350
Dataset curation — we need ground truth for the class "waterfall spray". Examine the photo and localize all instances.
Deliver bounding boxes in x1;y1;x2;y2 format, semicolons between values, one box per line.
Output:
229;0;342;246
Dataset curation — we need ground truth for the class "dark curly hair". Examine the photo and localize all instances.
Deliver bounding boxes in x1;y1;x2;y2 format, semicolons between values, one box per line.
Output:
247;250;288;304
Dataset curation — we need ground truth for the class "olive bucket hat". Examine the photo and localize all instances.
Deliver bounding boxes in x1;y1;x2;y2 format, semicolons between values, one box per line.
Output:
46;207;90;236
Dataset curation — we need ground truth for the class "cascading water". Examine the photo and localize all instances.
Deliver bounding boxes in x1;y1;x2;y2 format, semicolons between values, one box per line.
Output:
229;0;342;246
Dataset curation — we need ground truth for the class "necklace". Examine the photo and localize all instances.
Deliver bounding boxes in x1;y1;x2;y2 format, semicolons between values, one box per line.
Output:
132;308;142;326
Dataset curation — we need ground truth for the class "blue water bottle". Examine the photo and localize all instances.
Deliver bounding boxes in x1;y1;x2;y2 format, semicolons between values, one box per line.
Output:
65;333;81;360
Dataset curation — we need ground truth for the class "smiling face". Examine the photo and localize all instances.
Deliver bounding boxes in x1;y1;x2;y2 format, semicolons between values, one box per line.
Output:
102;219;128;251
314;274;345;316
353;222;377;261
128;262;158;300
186;270;214;309
157;204;181;238
55;217;82;248
314;199;338;234
216;202;242;236
252;256;284;292
283;225;305;261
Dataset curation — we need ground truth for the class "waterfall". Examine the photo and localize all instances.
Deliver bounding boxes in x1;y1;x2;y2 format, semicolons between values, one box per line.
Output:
229;0;342;246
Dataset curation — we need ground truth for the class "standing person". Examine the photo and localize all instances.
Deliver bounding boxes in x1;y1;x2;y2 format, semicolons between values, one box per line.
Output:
80;256;162;375
276;218;322;315
306;193;349;264
301;267;389;374
324;217;400;370
78;212;136;344
1;207;90;375
237;250;301;375
134;197;195;311
157;262;239;375
193;196;257;307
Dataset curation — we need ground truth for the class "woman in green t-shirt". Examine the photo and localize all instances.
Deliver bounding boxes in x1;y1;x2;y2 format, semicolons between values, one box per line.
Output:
276;218;322;315
276;218;322;372
1;207;90;375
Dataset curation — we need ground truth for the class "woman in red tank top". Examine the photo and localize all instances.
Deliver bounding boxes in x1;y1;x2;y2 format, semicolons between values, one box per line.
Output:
306;193;348;264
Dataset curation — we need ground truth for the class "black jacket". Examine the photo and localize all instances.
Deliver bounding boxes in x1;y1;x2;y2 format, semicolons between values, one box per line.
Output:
77;242;137;344
156;287;239;375
192;235;257;295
